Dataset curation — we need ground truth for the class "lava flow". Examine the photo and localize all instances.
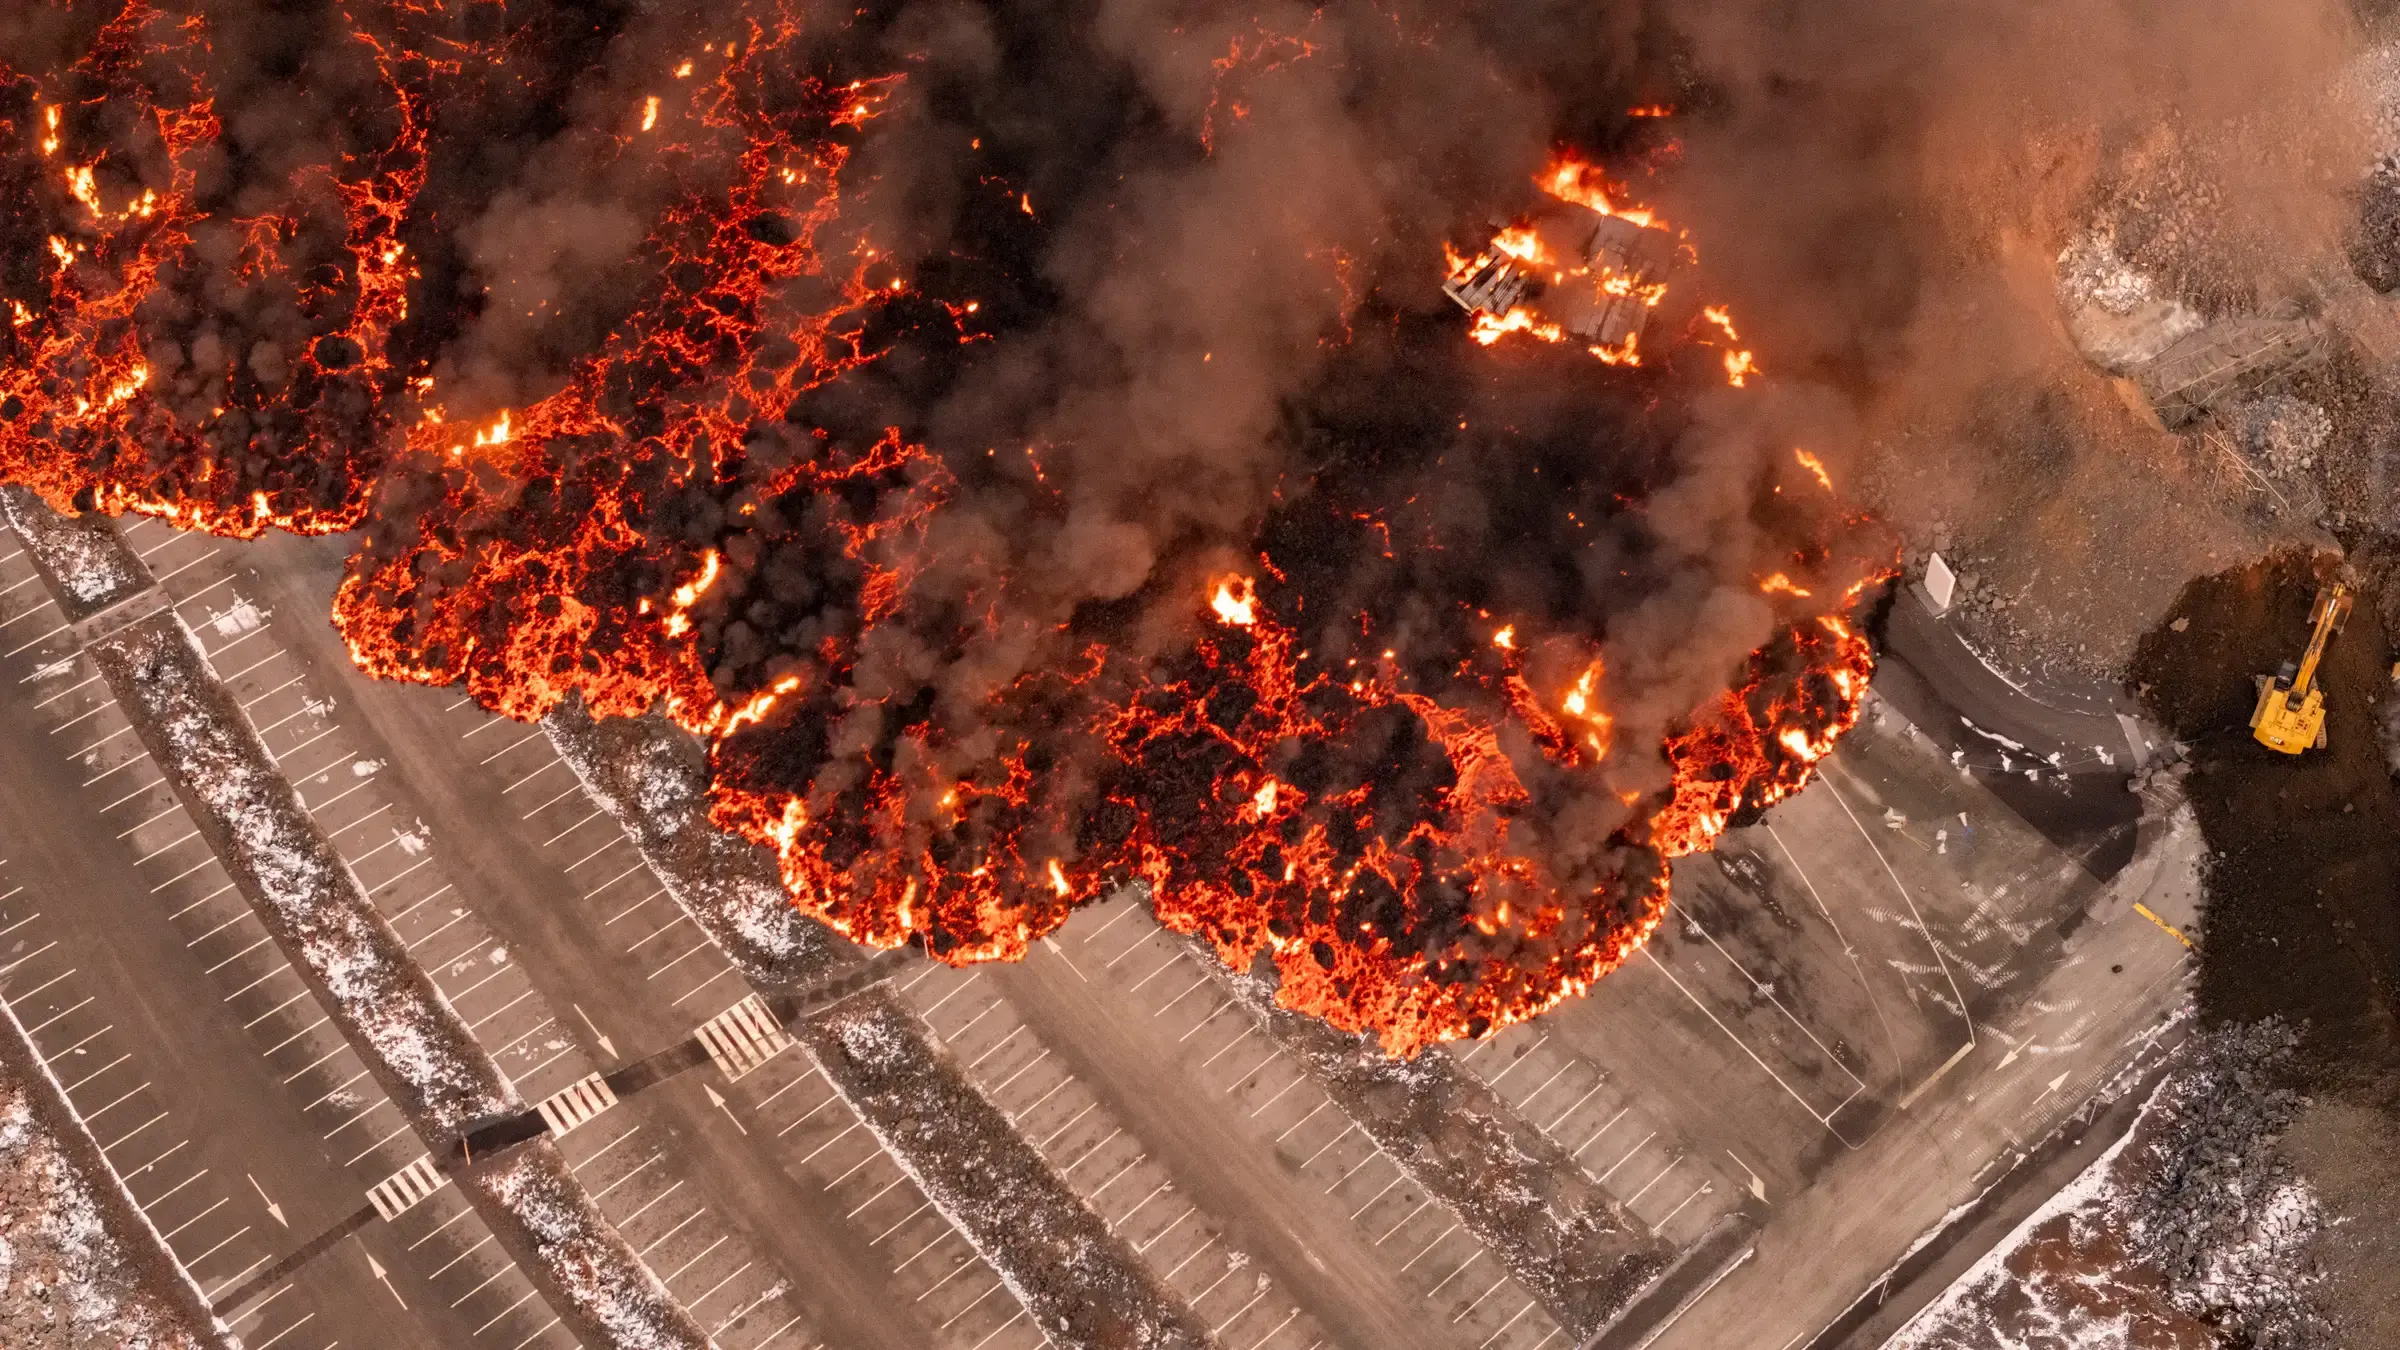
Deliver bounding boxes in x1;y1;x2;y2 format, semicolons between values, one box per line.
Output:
2;0;1885;1054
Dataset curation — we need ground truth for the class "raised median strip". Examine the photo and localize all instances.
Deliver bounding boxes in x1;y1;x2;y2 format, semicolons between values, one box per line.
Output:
546;701;1219;1349
0;974;237;1350
1;489;715;1350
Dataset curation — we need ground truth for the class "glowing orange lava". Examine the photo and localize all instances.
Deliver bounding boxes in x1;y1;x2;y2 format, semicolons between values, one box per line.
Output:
0;7;1884;1054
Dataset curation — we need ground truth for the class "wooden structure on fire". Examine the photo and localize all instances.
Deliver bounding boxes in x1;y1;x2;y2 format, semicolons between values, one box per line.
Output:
1444;207;1675;353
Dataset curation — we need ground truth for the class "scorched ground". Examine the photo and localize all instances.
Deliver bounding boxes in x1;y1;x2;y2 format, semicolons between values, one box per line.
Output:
0;0;1888;1053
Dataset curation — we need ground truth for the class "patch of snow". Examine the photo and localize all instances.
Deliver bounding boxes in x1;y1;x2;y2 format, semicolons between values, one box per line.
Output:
208;600;262;638
483;1151;706;1350
0;1037;220;1348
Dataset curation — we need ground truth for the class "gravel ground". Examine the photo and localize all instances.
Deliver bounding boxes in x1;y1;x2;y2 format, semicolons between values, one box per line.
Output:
1889;1022;2331;1350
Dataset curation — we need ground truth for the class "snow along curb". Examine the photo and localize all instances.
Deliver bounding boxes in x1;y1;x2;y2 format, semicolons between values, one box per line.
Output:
545;700;1218;1349
0;974;237;1349
3;494;712;1350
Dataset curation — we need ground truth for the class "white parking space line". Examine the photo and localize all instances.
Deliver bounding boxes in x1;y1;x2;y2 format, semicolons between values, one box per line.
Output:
1052;895;1565;1350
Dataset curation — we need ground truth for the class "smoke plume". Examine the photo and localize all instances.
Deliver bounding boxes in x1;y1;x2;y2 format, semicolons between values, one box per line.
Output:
10;0;2361;1051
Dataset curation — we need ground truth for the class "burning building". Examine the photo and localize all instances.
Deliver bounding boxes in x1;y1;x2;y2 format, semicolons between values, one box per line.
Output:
1444;207;1674;358
1443;158;1681;365
0;0;1880;1055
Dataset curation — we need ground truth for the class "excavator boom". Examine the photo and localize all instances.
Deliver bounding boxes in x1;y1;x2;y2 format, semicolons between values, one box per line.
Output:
2250;582;2349;754
2292;585;2350;695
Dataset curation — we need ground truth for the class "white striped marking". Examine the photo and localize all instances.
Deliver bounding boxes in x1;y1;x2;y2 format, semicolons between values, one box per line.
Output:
536;1073;619;1138
366;1154;446;1222
695;994;792;1083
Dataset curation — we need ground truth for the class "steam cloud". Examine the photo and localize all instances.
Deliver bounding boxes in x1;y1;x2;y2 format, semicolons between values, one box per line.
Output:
5;0;2369;1050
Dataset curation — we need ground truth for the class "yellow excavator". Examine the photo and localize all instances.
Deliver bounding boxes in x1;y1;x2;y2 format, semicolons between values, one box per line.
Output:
2250;581;2351;754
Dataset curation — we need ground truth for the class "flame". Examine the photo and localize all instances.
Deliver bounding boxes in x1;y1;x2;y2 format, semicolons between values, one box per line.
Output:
1794;448;1834;491
1472;306;1568;346
1560;659;1614;759
1489;223;1547;264
1760;572;1812;598
0;17;1882;1057
1539;157;1654;228
1211;576;1259;626
1588;332;1640;366
674;551;723;608
1697;305;1758;388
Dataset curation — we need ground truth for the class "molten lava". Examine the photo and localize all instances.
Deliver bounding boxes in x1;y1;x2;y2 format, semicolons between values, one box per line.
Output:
0;0;1885;1054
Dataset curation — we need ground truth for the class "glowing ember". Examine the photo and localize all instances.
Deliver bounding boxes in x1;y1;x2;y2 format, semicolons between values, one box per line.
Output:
0;7;1886;1056
1211;576;1260;626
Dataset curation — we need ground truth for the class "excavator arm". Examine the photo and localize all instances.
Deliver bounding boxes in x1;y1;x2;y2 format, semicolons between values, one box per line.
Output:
2292;584;2351;695
2250;582;2349;754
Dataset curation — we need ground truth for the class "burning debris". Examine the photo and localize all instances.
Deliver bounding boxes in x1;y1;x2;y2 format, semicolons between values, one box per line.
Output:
1442;159;1678;364
0;0;1884;1054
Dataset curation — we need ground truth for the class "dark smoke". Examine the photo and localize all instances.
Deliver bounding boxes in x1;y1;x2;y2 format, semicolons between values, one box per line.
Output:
7;0;2371;1045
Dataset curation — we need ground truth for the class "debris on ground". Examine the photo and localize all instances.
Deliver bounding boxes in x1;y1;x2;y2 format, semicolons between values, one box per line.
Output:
1889;1021;2329;1350
0;1002;229;1350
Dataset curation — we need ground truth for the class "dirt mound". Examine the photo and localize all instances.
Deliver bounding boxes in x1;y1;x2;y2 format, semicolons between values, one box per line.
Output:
2130;549;2400;1341
2131;551;2400;1089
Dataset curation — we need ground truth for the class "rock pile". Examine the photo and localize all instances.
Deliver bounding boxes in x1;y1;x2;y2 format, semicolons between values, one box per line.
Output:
2122;1019;2333;1349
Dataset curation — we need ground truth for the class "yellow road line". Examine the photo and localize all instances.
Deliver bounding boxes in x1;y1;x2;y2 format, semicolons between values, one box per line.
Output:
2133;901;2195;951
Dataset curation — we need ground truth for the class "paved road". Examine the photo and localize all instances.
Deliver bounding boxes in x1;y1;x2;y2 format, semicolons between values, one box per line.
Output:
230;531;960;1350
1623;656;2195;1347
1878;591;2149;877
26;525;2196;1350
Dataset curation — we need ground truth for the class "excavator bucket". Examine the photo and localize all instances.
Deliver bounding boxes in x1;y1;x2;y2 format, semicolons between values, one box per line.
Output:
2308;586;2352;630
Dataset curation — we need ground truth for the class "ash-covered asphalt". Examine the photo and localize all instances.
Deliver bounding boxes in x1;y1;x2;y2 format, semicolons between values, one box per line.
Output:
1873;587;2147;882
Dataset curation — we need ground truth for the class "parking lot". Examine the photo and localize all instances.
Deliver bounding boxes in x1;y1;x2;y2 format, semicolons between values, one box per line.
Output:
437;690;1050;1350
111;518;831;1350
892;958;1331;1350
0;506;2198;1350
0;526;588;1349
1053;894;1570;1350
0;867;338;1350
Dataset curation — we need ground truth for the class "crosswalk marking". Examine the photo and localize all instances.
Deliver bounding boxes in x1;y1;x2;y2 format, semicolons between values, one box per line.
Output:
694;993;792;1082
366;1154;446;1222
536;1072;619;1138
